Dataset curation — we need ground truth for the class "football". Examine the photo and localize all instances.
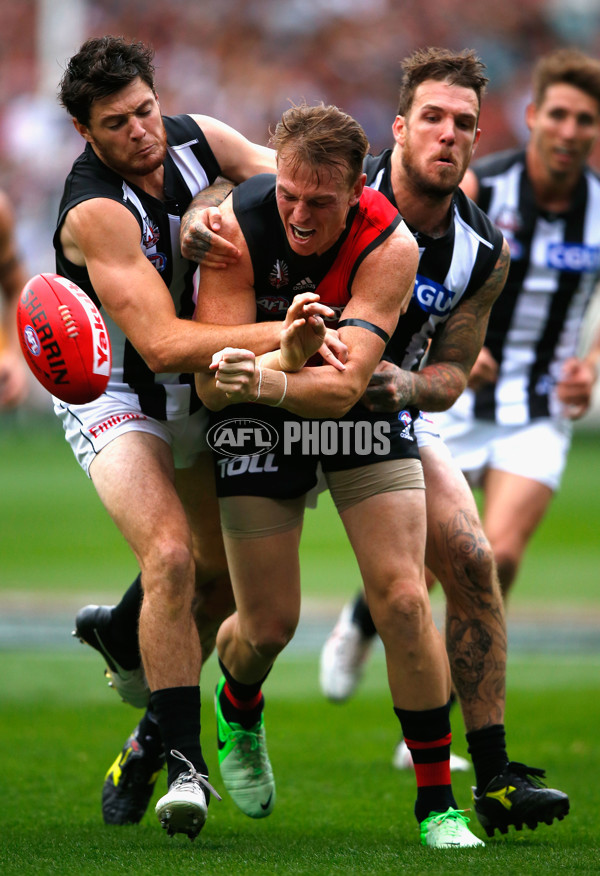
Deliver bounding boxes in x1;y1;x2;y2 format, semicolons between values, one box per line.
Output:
16;273;111;404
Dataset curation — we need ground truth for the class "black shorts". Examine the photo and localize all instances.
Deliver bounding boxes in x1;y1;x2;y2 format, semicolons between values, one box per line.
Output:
207;402;421;499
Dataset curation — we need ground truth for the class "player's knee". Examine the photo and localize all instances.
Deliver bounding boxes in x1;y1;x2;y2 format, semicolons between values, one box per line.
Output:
244;618;298;661
373;582;430;641
465;534;495;584
436;528;497;605
142;538;195;604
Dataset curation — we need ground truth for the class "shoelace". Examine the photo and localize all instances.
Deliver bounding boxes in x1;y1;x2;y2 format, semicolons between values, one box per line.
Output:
505;761;547;788
228;728;266;777
427;809;471;833
170;750;222;801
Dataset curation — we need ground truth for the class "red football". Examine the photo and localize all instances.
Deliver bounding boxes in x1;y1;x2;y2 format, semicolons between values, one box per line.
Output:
16;273;111;404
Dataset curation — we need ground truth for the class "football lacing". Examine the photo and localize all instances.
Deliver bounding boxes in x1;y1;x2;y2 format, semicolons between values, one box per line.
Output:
58;303;80;337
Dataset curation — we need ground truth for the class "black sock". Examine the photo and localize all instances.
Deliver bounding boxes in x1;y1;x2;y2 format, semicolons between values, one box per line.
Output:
101;575;143;670
135;709;164;759
218;658;270;729
466;724;509;793
150;686;206;786
351;592;377;639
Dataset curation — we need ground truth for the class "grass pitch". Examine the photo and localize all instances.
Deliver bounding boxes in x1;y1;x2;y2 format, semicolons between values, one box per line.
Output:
1;414;600;873
2;650;599;875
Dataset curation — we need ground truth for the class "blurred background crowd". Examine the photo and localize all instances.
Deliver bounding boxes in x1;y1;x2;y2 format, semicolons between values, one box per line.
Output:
1;0;600;289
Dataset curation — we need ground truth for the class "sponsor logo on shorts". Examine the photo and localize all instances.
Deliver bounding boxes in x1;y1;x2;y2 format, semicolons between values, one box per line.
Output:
216;453;279;477
207;418;279;458
88;413;148;438
398;410;415;441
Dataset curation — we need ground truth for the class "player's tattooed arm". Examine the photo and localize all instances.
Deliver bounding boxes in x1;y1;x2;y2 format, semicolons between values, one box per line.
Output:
180;177;238;267
415;239;509;410
361;239;510;413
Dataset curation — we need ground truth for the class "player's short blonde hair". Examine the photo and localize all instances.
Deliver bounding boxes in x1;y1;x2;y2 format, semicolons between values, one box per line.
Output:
271;103;369;189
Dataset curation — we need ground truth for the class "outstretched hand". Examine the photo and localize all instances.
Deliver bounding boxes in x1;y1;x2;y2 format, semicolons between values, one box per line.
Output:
280;292;347;372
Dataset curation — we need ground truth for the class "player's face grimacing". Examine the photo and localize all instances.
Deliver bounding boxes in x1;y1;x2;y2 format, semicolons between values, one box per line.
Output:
74;77;168;183
395;79;481;198
276;155;365;256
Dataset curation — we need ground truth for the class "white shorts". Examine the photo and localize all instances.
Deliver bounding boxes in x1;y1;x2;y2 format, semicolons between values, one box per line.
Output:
413;412;443;450
54;391;210;477
429;408;572;491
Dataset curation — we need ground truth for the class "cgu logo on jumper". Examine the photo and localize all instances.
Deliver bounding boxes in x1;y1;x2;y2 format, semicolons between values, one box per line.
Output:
413;273;456;316
546;243;600;273
207;418;279;458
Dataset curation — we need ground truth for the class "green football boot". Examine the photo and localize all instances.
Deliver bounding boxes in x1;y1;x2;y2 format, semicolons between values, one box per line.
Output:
215;676;276;818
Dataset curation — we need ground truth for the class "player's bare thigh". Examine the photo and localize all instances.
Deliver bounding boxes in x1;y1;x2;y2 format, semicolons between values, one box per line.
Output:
481;468;554;555
175;451;227;576
338;488;427;607
218;495;304;633
89;429;190;563
175;451;235;628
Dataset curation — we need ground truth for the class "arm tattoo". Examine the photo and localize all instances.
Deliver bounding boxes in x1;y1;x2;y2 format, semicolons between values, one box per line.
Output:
180;177;235;262
191;177;235;209
410;240;510;412
180;178;234;240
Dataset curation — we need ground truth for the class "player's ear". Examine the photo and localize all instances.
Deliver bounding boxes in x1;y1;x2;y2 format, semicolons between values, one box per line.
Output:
525;101;537;133
72;118;92;144
392;115;406;147
349;173;366;207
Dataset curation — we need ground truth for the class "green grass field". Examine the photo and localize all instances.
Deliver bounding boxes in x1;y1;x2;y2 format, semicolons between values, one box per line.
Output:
1;414;600;874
